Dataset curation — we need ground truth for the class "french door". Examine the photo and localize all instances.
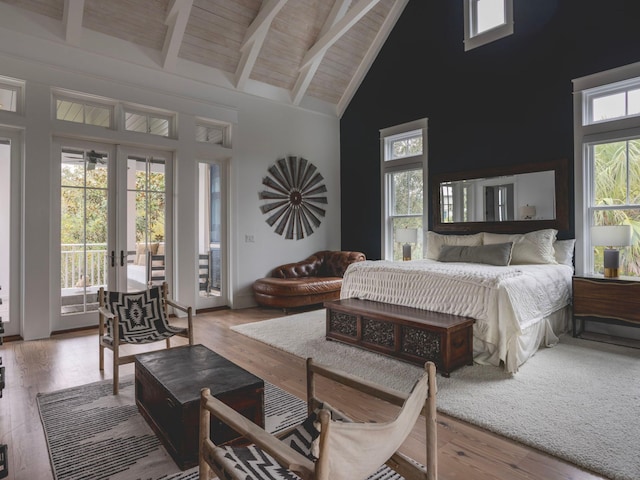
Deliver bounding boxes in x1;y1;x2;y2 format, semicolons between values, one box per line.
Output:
55;139;173;329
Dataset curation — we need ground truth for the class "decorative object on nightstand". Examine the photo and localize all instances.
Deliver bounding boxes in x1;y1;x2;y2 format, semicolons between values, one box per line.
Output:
519;204;536;220
396;228;418;261
591;225;632;278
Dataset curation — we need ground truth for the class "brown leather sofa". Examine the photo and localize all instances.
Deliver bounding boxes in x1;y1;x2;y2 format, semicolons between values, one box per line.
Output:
253;250;366;311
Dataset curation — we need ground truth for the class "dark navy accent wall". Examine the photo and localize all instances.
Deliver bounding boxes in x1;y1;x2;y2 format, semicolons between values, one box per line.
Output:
340;0;640;260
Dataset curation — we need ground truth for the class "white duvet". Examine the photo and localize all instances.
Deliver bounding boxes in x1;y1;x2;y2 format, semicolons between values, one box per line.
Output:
340;260;573;372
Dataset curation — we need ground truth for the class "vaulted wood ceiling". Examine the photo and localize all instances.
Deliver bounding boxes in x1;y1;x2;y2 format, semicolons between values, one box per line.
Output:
0;0;409;116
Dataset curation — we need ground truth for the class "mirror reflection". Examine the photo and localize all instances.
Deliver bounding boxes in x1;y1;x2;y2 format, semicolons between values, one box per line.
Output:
439;170;556;223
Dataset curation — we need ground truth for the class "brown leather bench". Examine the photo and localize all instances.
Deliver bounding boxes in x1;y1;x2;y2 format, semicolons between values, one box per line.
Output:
253;250;365;312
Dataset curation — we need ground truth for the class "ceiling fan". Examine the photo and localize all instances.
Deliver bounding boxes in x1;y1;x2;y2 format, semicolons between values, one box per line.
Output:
86;150;106;170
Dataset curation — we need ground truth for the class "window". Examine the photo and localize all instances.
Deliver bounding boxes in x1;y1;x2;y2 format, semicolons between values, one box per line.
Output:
196;121;230;146
583;79;640;125
574;63;640;278
380;119;427;261
0;76;24;114
464;0;513;51
54;92;113;127
124;108;173;137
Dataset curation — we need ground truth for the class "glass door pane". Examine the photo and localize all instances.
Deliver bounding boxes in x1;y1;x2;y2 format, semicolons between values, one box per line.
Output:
126;154;167;291
197;161;226;309
60;147;109;315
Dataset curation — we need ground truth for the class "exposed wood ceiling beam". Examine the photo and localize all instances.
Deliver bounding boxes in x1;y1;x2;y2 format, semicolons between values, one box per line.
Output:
63;0;84;45
292;0;352;106
337;0;409;117
235;0;288;91
162;0;194;71
300;0;381;71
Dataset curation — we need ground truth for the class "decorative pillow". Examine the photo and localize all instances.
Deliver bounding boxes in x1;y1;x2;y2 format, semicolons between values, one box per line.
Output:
426;231;483;260
135;242;160;266
483;229;558;264
437;242;513;266
554;239;576;266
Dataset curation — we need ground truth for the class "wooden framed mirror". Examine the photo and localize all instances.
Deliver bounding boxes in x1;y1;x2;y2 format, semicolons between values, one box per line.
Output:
431;158;569;234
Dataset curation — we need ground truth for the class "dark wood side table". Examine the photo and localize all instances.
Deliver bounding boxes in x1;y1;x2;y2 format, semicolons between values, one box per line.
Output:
572;275;640;343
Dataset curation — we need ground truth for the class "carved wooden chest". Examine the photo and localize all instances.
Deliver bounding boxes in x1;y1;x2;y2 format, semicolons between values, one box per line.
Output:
325;298;474;377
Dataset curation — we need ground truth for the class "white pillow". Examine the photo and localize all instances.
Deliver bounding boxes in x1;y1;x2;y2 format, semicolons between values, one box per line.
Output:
426;231;483;260
554;239;576;266
483;229;558;264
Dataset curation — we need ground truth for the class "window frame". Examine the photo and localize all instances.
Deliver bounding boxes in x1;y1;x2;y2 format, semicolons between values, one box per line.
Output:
0;75;25;115
574;61;640;276
123;105;175;138
53;90;115;128
464;0;514;52
195;119;232;147
380;119;428;261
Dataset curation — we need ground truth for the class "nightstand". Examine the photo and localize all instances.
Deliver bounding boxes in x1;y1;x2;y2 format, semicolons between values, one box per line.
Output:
572;275;640;342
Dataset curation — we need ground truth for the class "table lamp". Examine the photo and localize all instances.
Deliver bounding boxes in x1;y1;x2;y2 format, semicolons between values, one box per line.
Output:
591;225;632;278
519;205;536;220
396;228;418;261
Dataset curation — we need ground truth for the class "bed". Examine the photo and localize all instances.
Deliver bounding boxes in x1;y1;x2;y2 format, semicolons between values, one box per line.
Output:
341;229;575;373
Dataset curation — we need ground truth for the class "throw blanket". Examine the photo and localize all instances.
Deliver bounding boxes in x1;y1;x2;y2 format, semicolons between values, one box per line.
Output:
341;260;573;372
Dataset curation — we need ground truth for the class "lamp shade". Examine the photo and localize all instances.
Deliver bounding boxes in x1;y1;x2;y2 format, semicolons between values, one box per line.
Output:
591;225;632;247
519;205;536;220
396;228;418;244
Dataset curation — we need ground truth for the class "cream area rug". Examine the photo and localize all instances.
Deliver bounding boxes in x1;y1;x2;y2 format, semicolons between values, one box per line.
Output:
231;309;640;480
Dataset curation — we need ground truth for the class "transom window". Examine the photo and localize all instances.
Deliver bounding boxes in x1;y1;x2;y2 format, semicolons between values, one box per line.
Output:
0;76;24;114
196;121;230;146
583;78;640;125
54;91;113;127
124;108;173;137
464;0;513;51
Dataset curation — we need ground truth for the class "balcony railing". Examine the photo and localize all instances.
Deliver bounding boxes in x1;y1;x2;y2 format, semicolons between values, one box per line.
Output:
61;243;107;289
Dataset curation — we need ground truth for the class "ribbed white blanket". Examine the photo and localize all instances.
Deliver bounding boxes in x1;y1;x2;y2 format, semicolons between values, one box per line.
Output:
340;260;573;372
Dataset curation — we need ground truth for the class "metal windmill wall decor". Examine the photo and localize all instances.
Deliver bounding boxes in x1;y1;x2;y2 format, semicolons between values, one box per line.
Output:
258;156;328;240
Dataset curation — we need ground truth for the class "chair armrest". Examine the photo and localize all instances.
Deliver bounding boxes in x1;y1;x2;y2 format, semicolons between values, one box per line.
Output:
165;298;191;314
203;394;315;478
98;306;115;320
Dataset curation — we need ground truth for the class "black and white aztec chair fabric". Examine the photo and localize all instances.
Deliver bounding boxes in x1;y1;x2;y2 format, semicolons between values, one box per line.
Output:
199;358;438;480
98;282;193;394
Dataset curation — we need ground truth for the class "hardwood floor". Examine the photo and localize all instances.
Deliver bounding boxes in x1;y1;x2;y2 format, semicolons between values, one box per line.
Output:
0;306;606;480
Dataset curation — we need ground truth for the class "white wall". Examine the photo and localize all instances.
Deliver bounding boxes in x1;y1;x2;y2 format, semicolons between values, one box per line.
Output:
0;14;341;340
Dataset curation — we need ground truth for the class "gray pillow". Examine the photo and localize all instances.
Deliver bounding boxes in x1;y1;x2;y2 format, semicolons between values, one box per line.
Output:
437;242;514;266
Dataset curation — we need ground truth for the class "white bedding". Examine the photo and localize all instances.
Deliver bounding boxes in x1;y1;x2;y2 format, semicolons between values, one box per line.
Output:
340;259;573;373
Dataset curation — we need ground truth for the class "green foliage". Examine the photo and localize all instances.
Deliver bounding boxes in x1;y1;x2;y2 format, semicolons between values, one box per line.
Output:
593;140;640;276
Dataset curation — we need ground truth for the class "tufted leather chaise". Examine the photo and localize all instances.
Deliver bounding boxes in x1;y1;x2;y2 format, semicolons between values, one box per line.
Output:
252;250;366;312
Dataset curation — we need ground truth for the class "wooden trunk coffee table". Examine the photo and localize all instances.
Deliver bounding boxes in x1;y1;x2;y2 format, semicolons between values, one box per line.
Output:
134;344;264;470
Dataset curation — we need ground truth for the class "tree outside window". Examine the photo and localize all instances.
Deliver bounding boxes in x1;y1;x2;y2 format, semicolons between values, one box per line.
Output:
591;139;640;276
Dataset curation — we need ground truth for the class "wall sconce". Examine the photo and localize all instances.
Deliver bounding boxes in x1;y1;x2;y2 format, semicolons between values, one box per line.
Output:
519;204;536;220
396;228;418;261
591;225;632;278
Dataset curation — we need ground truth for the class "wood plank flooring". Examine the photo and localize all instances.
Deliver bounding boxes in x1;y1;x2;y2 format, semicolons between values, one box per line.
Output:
0;306;606;480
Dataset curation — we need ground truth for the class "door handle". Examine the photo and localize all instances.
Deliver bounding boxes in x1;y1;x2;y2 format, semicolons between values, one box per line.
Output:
120;250;125;267
110;250;115;267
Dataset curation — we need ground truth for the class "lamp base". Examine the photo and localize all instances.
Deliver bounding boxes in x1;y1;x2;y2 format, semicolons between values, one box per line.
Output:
603;248;620;278
402;243;412;261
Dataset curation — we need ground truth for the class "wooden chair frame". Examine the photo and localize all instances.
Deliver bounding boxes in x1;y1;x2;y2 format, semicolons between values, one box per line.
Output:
199;358;437;480
98;282;194;394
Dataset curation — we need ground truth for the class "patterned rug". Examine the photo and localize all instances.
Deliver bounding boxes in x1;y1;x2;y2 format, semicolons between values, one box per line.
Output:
36;375;308;480
37;374;407;480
